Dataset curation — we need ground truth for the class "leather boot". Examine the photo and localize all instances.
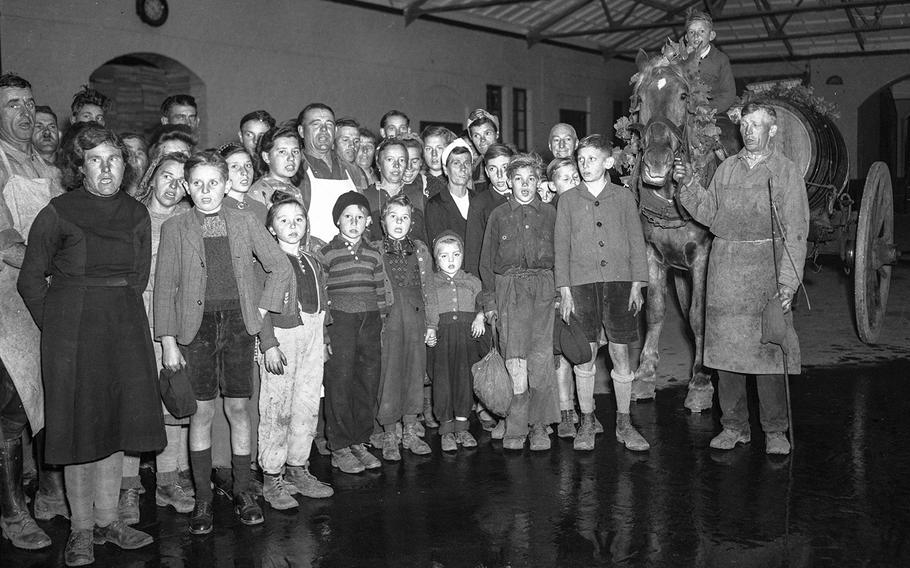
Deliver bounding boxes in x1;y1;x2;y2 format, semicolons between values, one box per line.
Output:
0;438;52;550
34;468;70;520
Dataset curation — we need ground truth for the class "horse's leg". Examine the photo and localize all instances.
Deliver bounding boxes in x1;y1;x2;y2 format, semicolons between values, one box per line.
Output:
632;246;666;401
683;251;714;413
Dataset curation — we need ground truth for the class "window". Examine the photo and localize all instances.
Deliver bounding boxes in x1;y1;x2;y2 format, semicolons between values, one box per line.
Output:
512;88;527;151
486;85;502;129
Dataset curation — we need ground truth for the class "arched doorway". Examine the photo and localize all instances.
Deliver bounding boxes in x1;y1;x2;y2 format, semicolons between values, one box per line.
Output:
857;76;910;210
89;53;206;145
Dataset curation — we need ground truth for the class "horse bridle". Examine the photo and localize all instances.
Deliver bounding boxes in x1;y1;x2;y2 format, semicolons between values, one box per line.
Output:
634;115;694;229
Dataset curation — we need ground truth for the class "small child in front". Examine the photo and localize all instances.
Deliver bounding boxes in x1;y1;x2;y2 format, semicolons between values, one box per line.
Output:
425;231;486;452
154;151;292;534
320;191;387;474
373;194;434;461
257;194;334;510
554;135;650;452
479;153;560;451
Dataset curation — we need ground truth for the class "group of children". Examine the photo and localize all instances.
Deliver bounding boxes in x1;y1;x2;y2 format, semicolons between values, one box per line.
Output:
133;120;653;541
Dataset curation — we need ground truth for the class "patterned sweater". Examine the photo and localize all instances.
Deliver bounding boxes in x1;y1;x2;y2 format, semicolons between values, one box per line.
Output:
319;235;387;314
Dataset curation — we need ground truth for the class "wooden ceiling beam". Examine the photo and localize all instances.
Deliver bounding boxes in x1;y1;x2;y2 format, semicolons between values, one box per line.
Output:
408;0;535;19
755;0;794;57
609;21;910;54
541;0;910;39
842;0;867;51
527;0;593;46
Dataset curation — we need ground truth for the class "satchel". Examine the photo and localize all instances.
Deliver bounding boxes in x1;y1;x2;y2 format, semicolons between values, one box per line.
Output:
159;367;197;419
471;322;512;417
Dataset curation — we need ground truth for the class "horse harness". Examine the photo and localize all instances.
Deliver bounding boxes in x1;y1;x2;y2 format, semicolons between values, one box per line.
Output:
635;117;694;230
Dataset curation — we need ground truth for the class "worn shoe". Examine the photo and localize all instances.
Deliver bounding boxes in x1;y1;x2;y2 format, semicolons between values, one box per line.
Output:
454;430;477;448
557;409;577;438
413;420;426;438
369;429;385;448
188;499;213;535
156;482;195;514
314;436;331;456
331;448;365;474
33;490;70;520
64;529;94;566
574;413;597;451
709;428;751;450
234;491;264;525
478;409;498;431
441;433;458;452
285;465;334;498
33;470;70;520
491;420;506;440
211;467;233;499
350;444;382;469
118;488;141;525
528;424;551;451
502;435;526;451
93;520;153;549
262;474;298;510
615;413;650;451
765;432;791;455
402;424;432;455
1;510;52;550
381;431;401;462
177;469;195;497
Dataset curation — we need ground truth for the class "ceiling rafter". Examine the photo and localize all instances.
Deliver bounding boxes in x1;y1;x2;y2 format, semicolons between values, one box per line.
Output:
615;20;910;55
598;0;614;27
406;0;535;20
841;0;867;51
600;0;701;60
526;0;593;46
634;0;676;12
540;0;910;40
704;0;728;17
754;0;794;57
403;0;432;25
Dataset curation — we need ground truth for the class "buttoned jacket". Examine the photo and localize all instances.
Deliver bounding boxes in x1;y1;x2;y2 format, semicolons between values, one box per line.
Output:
153;206;292;344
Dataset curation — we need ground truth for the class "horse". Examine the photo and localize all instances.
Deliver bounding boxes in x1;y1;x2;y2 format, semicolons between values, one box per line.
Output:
621;47;720;412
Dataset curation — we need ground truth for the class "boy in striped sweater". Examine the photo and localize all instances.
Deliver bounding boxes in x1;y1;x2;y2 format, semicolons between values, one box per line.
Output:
319;191;388;474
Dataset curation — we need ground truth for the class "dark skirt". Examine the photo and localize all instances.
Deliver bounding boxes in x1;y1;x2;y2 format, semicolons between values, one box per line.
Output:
42;285;165;464
429;312;487;424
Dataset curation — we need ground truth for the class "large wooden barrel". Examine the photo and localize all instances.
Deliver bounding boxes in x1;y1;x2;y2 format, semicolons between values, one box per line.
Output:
764;98;849;210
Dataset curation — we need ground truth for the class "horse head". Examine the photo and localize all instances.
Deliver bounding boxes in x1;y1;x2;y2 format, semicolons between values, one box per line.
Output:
631;58;691;189
637;118;686;187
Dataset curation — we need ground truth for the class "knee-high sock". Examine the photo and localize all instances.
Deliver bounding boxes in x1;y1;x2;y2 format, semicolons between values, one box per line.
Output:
94;452;123;527
65;462;95;531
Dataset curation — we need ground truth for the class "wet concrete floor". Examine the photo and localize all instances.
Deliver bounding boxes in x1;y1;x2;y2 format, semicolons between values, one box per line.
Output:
5;357;910;568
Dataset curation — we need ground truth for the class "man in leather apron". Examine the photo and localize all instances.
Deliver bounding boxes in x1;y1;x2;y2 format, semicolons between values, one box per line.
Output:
0;72;65;551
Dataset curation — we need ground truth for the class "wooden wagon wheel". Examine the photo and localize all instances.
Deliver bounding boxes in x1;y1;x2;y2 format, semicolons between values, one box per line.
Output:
854;162;897;344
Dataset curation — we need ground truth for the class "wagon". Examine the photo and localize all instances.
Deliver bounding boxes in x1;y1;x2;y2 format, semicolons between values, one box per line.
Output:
746;81;902;343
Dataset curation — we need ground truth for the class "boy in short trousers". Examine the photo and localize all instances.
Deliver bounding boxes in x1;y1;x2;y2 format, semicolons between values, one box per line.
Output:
554;135;650;452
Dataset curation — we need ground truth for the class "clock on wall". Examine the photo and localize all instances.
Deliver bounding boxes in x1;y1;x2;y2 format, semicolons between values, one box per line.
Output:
136;0;168;27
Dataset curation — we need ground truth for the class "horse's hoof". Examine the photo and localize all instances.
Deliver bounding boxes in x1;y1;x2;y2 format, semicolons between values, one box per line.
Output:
631;378;656;401
684;383;714;413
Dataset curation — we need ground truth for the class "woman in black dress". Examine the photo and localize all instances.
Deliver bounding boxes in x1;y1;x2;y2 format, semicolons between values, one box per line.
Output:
18;125;165;566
